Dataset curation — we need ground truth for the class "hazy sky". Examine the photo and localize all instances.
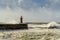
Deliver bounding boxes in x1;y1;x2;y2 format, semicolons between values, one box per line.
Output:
0;0;60;23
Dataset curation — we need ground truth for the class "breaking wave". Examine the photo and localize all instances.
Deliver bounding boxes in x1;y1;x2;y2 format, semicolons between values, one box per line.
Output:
28;21;60;29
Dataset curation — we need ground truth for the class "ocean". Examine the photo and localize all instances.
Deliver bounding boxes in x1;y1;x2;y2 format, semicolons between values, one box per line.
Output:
0;29;60;40
0;22;60;40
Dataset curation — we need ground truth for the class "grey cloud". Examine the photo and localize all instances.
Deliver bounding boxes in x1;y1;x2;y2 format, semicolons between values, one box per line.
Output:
0;0;60;23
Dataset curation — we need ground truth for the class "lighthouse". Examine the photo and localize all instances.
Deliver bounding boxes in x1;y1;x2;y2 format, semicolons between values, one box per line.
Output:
20;16;23;23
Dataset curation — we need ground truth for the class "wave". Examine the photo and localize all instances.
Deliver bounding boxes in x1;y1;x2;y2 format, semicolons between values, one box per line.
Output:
28;21;60;29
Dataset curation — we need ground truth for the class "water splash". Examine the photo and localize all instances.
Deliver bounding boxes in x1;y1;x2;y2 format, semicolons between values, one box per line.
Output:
47;21;60;27
6;20;17;24
28;21;60;29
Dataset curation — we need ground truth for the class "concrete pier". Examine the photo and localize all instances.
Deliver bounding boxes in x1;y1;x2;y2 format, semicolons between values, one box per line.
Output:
0;16;28;30
0;24;28;30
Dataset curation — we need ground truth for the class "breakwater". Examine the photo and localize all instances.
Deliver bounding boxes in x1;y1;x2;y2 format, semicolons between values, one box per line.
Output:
0;24;28;30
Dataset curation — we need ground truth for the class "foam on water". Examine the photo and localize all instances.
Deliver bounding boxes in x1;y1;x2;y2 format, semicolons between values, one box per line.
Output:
28;21;60;29
0;29;60;40
0;21;59;40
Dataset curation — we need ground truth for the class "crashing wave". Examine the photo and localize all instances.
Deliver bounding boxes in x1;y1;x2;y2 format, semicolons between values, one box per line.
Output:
47;21;59;26
47;21;60;29
28;21;60;29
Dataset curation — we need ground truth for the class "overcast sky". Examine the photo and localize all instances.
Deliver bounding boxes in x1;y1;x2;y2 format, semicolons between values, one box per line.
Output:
0;0;60;23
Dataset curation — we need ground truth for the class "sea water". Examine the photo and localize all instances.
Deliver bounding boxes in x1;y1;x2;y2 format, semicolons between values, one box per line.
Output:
0;29;60;40
0;22;60;40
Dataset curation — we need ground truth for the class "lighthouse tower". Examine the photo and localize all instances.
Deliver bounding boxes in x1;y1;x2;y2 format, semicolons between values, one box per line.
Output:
20;16;23;23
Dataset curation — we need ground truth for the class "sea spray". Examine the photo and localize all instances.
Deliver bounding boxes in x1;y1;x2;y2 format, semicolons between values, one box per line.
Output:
28;21;60;29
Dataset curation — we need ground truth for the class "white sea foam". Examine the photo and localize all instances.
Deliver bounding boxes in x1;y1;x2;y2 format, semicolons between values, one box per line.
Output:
0;22;59;40
28;21;60;29
0;29;59;40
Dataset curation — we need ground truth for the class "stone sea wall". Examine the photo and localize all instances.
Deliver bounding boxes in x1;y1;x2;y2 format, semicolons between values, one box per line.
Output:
0;24;28;30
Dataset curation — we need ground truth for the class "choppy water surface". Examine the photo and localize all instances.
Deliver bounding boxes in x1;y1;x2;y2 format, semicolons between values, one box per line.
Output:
0;29;60;40
0;21;60;40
